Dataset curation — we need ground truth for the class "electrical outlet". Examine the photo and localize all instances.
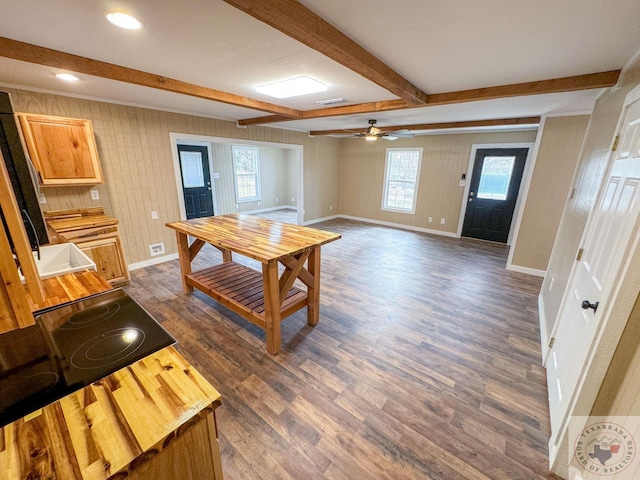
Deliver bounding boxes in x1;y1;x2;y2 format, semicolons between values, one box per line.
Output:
149;242;165;256
291;196;295;202
329;205;333;211
440;218;446;224
151;211;158;220
275;197;279;203
428;216;432;223
90;189;100;200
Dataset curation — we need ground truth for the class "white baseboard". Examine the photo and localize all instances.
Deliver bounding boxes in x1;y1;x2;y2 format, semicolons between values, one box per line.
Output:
304;214;340;225
241;206;297;214
538;293;550;366
128;253;178;271
337;215;459;238
506;264;546;277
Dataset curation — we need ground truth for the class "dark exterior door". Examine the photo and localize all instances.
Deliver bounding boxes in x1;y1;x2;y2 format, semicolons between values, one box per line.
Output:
177;144;214;219
461;147;528;243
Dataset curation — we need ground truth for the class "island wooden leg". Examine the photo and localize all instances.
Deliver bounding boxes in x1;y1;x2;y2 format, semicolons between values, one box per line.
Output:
262;261;282;354
175;232;194;294
307;247;321;326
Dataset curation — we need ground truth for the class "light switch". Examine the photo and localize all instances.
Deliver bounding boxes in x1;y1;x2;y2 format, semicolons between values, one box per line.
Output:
90;189;100;200
151;211;158;219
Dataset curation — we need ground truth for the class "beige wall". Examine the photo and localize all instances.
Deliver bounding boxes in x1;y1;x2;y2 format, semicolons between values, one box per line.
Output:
207;143;293;215
592;295;640;416
5;88;341;266
339;130;537;234
284;149;300;208
510;115;590;271
540;57;640;333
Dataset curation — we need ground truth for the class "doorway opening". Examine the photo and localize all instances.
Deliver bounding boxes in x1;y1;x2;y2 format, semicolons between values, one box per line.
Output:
177;143;214;219
461;146;529;243
170;133;303;225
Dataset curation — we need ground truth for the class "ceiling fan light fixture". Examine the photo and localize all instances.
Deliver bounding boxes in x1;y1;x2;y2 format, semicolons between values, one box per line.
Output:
106;12;143;30
256;76;327;99
365;134;378;141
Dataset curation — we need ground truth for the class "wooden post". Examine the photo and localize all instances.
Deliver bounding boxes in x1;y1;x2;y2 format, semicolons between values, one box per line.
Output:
262;261;281;354
306;246;321;326
176;232;193;294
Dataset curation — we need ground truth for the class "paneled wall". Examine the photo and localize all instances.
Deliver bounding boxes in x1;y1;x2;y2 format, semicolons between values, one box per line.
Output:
339;130;537;234
207;143;294;215
540;57;640;333
5;88;340;265
510;115;590;272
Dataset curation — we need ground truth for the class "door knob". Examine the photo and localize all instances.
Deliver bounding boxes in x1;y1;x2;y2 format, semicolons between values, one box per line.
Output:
581;300;599;313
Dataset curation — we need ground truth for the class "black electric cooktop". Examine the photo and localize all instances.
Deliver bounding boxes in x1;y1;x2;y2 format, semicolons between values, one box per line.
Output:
0;288;176;427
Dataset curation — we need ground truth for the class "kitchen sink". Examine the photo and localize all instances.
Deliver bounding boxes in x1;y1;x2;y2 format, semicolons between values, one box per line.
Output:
29;243;96;280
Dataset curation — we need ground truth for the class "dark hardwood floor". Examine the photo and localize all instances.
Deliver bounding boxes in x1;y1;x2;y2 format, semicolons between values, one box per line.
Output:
126;218;559;479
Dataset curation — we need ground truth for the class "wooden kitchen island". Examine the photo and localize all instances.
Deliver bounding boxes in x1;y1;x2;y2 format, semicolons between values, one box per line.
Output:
166;214;340;354
0;346;223;480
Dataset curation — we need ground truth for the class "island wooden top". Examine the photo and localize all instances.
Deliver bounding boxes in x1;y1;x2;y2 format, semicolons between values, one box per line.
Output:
166;214;341;264
0;346;221;480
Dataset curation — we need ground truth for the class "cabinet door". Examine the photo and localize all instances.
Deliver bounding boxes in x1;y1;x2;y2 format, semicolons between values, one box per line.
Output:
125;413;223;480
17;113;103;186
77;236;127;285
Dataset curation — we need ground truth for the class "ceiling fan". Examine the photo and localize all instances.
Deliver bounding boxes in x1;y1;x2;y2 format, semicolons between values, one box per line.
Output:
356;119;415;141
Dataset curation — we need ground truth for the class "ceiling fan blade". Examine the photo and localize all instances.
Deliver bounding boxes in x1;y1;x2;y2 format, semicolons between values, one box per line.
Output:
386;129;414;138
381;135;398;140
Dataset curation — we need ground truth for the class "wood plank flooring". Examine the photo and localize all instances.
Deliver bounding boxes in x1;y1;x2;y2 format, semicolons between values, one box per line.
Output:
126;218;560;480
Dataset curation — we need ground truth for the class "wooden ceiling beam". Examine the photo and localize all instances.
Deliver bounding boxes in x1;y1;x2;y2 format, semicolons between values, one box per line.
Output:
0;36;303;118
309;116;542;136
238;70;620;126
239;99;409;126
222;0;429;105
426;70;620;106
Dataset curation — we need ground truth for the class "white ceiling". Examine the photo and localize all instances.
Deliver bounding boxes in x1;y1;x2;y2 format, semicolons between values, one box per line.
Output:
1;0;639;135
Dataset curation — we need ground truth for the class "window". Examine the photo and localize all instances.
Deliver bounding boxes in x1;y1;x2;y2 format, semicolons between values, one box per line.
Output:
476;156;515;201
382;148;423;214
232;145;261;203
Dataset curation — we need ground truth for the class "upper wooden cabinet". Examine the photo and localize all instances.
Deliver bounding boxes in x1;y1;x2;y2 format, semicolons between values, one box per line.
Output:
17;113;104;186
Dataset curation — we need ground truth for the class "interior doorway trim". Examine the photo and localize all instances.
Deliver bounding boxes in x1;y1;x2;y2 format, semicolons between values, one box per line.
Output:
169;132;304;223
172;139;218;220
456;142;536;245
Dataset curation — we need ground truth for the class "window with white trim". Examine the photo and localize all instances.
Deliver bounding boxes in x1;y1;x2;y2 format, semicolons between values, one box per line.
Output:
232;145;261;203
382;148;423;214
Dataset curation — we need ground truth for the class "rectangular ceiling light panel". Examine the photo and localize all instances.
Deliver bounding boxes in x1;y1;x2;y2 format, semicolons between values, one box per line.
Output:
256;76;327;99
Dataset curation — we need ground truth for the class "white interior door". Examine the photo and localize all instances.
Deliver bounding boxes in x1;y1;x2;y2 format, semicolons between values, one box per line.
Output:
546;96;640;452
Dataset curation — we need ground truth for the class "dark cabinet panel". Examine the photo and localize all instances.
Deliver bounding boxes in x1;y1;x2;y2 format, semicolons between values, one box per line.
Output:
0;91;48;249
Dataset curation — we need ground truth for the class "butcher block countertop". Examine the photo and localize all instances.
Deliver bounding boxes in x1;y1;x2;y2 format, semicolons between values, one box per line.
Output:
0;346;222;480
44;208;118;234
26;270;112;312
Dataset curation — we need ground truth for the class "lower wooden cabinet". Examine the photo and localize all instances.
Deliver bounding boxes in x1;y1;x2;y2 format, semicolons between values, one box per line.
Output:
76;234;128;285
125;412;224;480
44;208;129;286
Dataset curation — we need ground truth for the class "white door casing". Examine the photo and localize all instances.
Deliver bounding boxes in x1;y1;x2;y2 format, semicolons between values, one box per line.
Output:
546;94;640;461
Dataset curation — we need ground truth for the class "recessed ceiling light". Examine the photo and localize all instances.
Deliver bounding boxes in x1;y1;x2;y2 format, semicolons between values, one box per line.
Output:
106;12;143;30
256;76;327;99
54;73;80;82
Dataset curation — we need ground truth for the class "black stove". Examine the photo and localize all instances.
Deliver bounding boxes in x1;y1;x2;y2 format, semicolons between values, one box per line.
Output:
0;288;176;427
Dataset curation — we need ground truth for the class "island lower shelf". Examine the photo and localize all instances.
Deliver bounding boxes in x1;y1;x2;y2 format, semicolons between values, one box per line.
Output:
186;262;308;328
